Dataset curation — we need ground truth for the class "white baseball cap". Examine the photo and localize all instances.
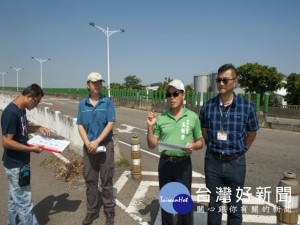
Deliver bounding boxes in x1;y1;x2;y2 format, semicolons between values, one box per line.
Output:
87;72;105;82
164;80;185;92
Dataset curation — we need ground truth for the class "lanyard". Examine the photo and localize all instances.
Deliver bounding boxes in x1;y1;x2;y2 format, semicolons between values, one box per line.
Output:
219;104;232;131
219;104;231;120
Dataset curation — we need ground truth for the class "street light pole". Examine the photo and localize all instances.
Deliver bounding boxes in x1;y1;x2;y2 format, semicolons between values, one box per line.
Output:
0;72;8;89
10;67;24;91
32;57;51;88
89;22;124;97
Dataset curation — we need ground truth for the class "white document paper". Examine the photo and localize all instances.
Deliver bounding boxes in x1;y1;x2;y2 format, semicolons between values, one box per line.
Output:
96;146;106;152
158;141;191;152
27;135;70;153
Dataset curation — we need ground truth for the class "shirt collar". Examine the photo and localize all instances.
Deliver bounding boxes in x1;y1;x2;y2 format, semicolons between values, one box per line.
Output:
85;94;105;106
215;92;237;107
167;106;188;119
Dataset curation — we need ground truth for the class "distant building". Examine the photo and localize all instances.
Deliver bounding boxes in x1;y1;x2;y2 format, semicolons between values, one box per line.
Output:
274;79;287;106
145;82;162;91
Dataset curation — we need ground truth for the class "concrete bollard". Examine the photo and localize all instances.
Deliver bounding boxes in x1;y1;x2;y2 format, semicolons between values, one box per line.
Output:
131;135;141;180
277;172;299;225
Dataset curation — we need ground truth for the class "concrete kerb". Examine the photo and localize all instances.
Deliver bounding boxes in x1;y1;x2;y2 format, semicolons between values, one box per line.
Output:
0;93;122;162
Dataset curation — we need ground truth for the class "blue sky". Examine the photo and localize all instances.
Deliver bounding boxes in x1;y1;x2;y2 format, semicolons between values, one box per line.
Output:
0;0;299;88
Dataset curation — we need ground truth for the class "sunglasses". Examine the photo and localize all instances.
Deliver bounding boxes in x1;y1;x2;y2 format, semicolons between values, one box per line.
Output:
216;77;236;84
166;91;181;98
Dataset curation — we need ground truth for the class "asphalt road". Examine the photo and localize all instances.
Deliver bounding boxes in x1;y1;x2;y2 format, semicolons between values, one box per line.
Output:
1;94;300;225
38;95;300;194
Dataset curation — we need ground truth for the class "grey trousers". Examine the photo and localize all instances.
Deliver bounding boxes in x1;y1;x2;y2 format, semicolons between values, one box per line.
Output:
83;139;115;214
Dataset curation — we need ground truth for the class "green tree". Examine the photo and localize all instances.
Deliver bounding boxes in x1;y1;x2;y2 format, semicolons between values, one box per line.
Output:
285;73;300;105
123;75;143;89
185;84;193;92
110;82;123;89
158;77;172;91
236;63;284;97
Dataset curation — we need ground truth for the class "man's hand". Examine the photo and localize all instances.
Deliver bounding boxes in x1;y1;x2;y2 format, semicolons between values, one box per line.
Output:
30;145;43;154
146;110;157;128
181;143;194;154
39;127;51;136
87;140;100;154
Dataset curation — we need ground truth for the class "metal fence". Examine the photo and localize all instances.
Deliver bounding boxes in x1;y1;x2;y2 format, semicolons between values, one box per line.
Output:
1;87;269;112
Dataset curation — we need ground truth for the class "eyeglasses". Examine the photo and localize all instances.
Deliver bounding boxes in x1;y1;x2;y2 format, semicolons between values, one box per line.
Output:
31;97;40;105
166;91;181;98
216;77;236;84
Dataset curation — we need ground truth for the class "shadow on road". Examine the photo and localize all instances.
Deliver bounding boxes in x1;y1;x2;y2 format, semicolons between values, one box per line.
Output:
139;199;159;225
34;193;81;224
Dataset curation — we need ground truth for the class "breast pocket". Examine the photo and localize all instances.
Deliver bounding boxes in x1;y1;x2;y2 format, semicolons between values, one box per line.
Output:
229;114;247;132
94;109;107;122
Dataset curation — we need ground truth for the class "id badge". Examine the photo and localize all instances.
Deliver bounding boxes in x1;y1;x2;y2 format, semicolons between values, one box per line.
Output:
217;131;228;141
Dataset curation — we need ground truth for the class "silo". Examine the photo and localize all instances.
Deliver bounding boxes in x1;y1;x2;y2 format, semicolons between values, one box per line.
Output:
194;74;210;105
194;74;209;94
211;73;218;94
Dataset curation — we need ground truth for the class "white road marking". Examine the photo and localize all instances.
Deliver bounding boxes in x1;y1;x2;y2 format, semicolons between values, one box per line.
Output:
126;180;159;214
40;102;53;106
55;101;67;104
52;152;70;164
116;124;147;134
114;170;130;193
113;170;300;225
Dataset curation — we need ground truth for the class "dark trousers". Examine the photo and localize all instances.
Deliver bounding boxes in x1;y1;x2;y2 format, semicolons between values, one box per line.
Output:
83;139;115;214
205;150;246;225
158;156;192;225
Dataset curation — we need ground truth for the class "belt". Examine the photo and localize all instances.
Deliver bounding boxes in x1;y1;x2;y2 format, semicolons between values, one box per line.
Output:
161;154;190;163
212;151;246;161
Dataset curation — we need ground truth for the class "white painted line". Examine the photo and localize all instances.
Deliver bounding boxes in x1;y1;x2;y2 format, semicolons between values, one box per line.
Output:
114;170;131;193
41;102;53;106
45;98;69;101
52;152;70;164
55;101;67;104
192;170;205;178
115;199;127;212
120;123;147;132
126;181;159;214
142;171;158;176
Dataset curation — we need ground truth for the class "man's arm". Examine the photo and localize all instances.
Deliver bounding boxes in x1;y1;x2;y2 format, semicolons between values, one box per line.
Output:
183;137;203;153
80;122;115;154
246;131;257;149
201;128;208;141
147;124;160;149
89;122;115;152
2;134;43;153
27;125;51;136
78;125;90;148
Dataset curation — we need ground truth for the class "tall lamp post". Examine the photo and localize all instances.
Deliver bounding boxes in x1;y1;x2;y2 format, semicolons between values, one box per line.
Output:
10;67;24;91
0;72;8;89
89;22;124;97
32;57;51;88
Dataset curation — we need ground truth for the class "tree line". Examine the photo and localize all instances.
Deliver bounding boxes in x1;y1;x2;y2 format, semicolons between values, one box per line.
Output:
110;63;300;105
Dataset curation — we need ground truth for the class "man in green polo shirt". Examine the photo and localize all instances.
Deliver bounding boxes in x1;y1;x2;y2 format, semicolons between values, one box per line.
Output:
146;79;203;225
